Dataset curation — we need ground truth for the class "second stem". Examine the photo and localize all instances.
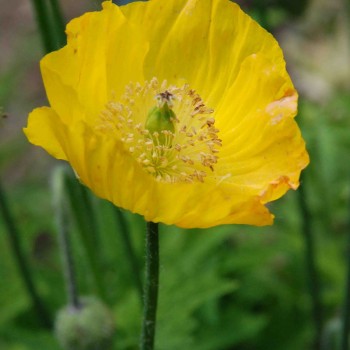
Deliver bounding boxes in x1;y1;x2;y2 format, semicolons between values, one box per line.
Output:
140;222;159;350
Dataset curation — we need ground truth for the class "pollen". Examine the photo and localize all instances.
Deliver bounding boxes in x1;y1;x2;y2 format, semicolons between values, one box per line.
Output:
98;78;221;183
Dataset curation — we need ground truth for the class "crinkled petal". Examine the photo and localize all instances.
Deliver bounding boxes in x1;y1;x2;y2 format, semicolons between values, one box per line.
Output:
25;0;309;228
41;2;148;124
51;121;273;228
24;107;67;160
215;54;309;202
24;108;93;184
121;0;287;106
38;68;85;126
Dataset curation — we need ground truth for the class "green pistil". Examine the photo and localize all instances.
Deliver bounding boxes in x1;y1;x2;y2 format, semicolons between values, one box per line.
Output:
145;97;176;145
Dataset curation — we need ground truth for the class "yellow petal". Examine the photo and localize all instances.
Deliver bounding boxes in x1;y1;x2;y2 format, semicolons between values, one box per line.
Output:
215;54;309;202
153;182;274;228
24;108;95;184
39;66;85;126
40;1;148;125
25;0;309;228
121;0;286;105
53;121;273;228
24;107;67;160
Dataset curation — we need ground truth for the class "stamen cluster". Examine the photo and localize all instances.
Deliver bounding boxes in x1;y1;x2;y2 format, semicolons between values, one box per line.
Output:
98;78;222;183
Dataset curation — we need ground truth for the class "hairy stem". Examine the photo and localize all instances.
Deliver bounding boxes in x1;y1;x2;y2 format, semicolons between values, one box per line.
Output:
48;0;66;47
341;192;350;350
0;180;52;328
30;0;57;52
64;174;106;301
53;167;79;309
114;208;143;302
140;222;159;350
298;182;323;349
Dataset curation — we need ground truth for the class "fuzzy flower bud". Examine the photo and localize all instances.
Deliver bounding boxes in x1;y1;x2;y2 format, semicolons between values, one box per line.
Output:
55;297;115;350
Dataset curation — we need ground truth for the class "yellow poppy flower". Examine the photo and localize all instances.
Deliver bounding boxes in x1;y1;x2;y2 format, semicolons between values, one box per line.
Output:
24;0;309;228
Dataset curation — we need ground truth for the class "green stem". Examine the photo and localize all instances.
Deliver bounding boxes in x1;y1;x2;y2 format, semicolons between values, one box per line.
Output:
340;194;350;350
253;0;270;31
79;185;100;250
53;167;80;309
113;208;143;302
297;181;323;350
140;222;159;350
30;0;58;52
64;173;107;301
48;0;66;48
0;180;52;328
341;3;350;346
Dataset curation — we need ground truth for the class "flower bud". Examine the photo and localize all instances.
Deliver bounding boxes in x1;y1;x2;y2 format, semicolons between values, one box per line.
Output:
55;297;115;350
321;317;341;349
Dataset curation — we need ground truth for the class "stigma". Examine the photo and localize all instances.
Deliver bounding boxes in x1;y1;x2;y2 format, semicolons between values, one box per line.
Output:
145;90;176;145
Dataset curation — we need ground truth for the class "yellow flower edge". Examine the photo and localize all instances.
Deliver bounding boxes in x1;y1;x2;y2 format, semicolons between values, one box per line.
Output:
24;0;309;228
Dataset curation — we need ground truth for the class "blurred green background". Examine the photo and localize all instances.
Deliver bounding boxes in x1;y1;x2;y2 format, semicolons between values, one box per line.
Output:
1;0;350;349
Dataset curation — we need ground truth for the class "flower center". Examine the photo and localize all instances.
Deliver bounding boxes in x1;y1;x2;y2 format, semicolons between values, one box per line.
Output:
98;78;221;183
